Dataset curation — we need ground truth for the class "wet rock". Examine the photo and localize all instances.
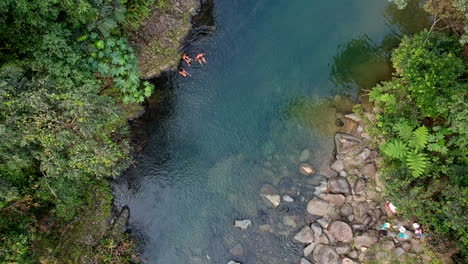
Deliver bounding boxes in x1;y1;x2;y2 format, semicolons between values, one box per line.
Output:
229;243;244;256
260;184;281;207
328;177;351;195
307;199;338;217
353;231;379;248
361;163;376;178
304;242;316;256
331;160;344;172
321;193;345;207
263;194;281;207
317;218;330;229
335;242;351;255
234;219;251;230
294;226;315;244
318;246;341;264
311;223;323;236
227;261;241;264
279;177;296;195
299;163;316;176
328;221;353;243
345;113;360;122
340;204;353;217
337;118;358;135
283;195;294;202
382;240;395;250
300;149;311;162
283;215;297;228
299;258;312;264
353;178;366;194
394;247;405;257
341;258;357;264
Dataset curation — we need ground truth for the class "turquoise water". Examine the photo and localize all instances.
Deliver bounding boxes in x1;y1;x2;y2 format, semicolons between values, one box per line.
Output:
113;1;428;263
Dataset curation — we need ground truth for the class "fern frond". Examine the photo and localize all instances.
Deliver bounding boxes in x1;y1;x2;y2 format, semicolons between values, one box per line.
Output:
406;150;428;178
408;126;429;150
381;139;407;159
394;122;414;141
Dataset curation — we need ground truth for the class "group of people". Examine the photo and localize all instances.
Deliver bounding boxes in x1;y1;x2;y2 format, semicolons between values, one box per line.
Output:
178;52;206;77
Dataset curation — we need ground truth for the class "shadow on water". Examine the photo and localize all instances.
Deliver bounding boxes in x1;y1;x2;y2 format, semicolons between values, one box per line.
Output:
329;0;430;96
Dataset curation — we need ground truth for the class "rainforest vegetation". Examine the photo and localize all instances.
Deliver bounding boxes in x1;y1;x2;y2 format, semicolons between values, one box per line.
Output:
362;0;467;260
0;0;164;262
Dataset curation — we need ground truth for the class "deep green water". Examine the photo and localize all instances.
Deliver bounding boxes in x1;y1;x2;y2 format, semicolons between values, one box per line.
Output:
113;1;428;263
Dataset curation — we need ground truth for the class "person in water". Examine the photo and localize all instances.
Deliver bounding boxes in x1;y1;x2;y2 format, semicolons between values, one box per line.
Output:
182;52;192;66
195;53;206;64
178;68;190;77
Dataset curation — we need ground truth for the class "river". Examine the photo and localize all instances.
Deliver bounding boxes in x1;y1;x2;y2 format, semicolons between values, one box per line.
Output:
113;1;428;263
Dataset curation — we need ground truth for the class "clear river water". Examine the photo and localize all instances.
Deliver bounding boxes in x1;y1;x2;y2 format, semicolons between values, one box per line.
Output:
113;1;428;263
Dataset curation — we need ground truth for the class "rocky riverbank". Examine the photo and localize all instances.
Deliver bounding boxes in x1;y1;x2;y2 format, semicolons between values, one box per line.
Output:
226;108;437;264
128;0;199;79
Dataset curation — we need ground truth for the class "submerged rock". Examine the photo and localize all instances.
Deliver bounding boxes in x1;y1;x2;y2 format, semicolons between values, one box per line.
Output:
283;195;294;202
300;149;311;162
263;194;281;207
299;163;316;176
234;219;251;230
227;261;241;264
259;184;281;207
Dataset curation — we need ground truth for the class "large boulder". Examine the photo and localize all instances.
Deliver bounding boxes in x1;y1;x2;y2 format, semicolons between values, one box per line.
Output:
328;221;353;243
294;226;315;244
353;231;379;248
307;199;338;217
328;177;351;194
321;193;346;207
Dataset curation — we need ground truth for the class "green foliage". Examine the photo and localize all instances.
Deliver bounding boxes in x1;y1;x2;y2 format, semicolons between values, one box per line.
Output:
368;30;468;258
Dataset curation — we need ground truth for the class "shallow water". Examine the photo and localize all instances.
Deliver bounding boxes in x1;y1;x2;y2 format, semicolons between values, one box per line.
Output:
113;1;428;263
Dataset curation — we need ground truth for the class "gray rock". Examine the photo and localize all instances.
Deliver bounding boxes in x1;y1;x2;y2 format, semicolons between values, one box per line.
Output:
331;160;344;172
227;261;241;264
394;247;405;257
312;244;325;263
318;246;341;264
344;148;371;168
339;171;348;177
299;163;316;176
317;218;330;229
353;178;366;194
402;242;412;251
300;149;311;162
328;177;351;194
294;226;315;244
303;242;316;256
328;221;353;243
341;258;357;264
321;193;346;207
311;223;323;236
335;133;362;156
340;204;353;217
361;163;376;178
234;219;251;230
283;195;294;202
335;242;351;255
299;258;312;264
347;250;358;259
353;231;379;248
317;234;329;245
381;240;395;250
307;199;338;217
345;113;361;122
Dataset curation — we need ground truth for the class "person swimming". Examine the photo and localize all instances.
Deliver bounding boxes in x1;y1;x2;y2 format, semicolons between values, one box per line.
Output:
178;68;190;77
195;53;206;64
182;52;192;66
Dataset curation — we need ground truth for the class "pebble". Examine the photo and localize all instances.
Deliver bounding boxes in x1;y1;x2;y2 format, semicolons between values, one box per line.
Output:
283;195;294;202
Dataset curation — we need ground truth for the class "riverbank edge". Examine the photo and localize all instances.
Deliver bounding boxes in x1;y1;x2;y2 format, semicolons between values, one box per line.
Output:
30;2;200;263
292;105;443;264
